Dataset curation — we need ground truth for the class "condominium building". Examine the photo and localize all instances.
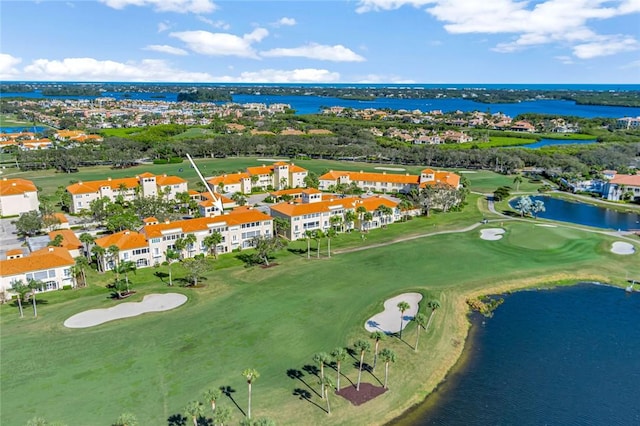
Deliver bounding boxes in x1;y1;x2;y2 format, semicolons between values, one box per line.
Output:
318;168;460;194
0;177;40;216
0;247;75;295
208;161;308;195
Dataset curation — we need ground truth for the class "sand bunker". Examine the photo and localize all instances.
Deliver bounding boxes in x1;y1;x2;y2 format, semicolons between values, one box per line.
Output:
458;171;477;174
365;292;423;334
611;241;636;255
374;167;406;171
536;224;557;228
64;293;188;328
480;228;505;241
257;158;289;162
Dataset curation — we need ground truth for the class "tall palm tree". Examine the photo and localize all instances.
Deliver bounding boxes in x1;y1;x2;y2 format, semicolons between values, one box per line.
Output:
331;347;347;391
363;211;373;232
356;206;367;231
117;260;137;293
183;233;197;258
370;331;385;369
107;244;120;277
344;210;357;232
27;278;43;317
413;313;428;352
203;232;222;258
91;245;106;273
321;375;335;414
397;301;410;339
174;237;187;260
11;280;29;318
379;348;397;389
242;368;260;419
312;352;330;399
329;215;343;233
353;339;371;391
326;228;337;258
314;229;324;259
183;401;204;426
304;230;313;259
425;299;441;333
164;248;180;286
73;255;90;288
204;388;222;413
513;174;523;192
79;232;95;260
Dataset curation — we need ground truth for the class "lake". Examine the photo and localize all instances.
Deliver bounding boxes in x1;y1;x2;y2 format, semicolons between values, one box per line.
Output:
518;138;598;149
394;284;640;426
2;90;640;118
509;196;640;231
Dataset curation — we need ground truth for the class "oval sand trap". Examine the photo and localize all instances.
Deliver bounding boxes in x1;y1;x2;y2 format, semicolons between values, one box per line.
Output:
480;228;505;241
64;293;188;328
611;241;636;255
365;292;423;334
374;166;406;171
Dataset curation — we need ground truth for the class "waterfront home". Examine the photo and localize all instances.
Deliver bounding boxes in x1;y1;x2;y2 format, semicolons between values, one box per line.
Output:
0;177;40;217
0;247;75;295
269;189;399;240
604;172;640;202
66;172;188;213
318;169;461;194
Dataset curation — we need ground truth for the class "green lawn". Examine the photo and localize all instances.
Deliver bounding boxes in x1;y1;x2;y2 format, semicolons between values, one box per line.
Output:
2;208;638;425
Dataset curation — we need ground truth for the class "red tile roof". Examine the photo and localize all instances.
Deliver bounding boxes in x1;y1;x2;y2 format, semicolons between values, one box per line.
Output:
49;229;83;251
610;173;640;186
0;178;38;196
0;247;74;277
270;196;397;217
95;230;148;251
66;173;185;195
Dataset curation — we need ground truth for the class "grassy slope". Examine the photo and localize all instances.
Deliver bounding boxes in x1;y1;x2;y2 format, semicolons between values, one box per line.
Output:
2;195;639;425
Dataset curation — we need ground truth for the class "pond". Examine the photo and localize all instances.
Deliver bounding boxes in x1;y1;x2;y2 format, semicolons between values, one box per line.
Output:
509;195;640;231
518;138;597;148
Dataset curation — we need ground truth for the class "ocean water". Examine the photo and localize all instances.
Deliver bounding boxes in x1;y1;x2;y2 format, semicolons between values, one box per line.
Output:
398;284;640;426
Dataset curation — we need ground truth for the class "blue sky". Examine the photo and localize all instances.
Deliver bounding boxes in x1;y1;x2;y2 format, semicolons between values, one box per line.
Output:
1;0;639;83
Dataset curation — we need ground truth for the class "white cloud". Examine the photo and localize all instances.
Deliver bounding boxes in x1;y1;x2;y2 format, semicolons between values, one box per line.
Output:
554;55;574;65
170;28;268;58
158;21;171;32
261;43;366;62
100;0;216;14
215;68;340;83
273;17;297;27
19;57;215;82
144;45;189;55
356;0;640;59
0;53;22;79
355;73;416;83
197;16;230;30
620;59;640;69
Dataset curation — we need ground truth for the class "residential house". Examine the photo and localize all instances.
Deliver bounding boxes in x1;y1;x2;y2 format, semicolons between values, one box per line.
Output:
48;229;83;258
616;116;640;130
269;189;399;240
0;177;40;217
319;169;461;194
66;172;188;213
0;247;76;295
142;207;273;264
94;230;151;271
604;172;640;202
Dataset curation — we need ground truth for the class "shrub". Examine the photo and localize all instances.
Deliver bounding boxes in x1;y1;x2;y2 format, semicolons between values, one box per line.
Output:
62;285;73;290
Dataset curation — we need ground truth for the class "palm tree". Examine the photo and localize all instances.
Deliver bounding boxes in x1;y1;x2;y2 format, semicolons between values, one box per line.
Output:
91;245;106;272
203;232;223;258
356;206;367;231
344;210;357;232
204;388;222;413
312;352;330;399
117;260;137;293
314;229;324;259
425;299;441;333
213;406;232;426
378;348;397;389
321;375;335;414
113;412;138;426
73;256;90;288
11;280;29;318
413;313;428;352
183;401;204;426
326;228;337;258
370;331;385;369
164;248;180;286
304;230;313;259
242;368;260;419
331;347;347;391
174;237;187;259
329;215;343;233
107;244;120;277
375;205;393;227
183;233;197;258
397;301;410;339
27;278;43;317
513;174;523;192
363;211;374;232
353;339;371;391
